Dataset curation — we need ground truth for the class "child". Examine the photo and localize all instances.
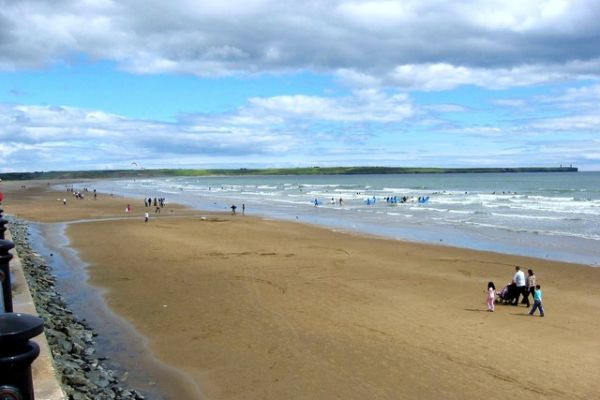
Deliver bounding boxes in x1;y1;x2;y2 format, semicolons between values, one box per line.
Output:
486;282;496;312
529;285;544;317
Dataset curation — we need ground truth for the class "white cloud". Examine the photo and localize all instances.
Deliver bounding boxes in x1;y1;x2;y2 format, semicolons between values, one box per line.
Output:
0;89;418;171
530;114;600;131
247;90;414;122
377;60;600;91
2;0;600;89
536;83;600;112
335;1;415;28
4;80;600;172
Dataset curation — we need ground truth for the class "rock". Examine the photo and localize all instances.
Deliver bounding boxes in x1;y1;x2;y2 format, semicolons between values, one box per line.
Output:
65;373;89;387
71;392;89;400
87;370;110;388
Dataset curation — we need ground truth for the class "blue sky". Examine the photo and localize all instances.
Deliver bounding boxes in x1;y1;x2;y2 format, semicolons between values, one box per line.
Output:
1;0;600;172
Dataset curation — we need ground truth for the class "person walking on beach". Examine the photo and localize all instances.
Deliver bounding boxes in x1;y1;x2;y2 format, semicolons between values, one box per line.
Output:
231;204;237;215
529;285;544;317
144;212;149;223
524;269;536;305
242;203;245;215
486;282;496;312
512;266;528;306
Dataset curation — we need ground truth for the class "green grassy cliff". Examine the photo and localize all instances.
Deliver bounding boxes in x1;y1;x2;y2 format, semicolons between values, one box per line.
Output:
0;166;578;181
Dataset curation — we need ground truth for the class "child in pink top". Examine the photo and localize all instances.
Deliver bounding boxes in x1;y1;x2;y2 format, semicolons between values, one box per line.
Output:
486;282;496;312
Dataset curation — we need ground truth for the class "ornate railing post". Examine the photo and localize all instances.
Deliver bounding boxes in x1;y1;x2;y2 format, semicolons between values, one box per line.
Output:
0;207;7;240
0;239;15;313
0;203;46;400
0;313;45;400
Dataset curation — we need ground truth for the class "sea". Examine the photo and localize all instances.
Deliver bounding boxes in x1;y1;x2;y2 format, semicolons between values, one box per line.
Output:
85;172;600;266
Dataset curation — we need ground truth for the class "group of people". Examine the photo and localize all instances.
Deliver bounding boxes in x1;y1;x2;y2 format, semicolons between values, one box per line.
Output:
145;197;165;209
486;266;544;316
230;204;245;215
63;186;97;203
312;195;430;207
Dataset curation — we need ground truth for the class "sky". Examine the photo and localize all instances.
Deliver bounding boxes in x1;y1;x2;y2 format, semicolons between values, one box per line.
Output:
1;0;600;172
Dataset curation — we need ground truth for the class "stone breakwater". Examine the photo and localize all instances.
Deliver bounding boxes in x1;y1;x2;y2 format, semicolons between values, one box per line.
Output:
8;218;145;400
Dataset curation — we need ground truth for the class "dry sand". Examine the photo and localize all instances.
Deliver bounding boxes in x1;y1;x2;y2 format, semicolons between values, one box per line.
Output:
2;181;599;399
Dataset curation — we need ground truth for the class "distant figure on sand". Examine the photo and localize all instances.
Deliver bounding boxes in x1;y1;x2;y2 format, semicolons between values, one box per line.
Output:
63;198;67;205
486;282;496;312
231;205;237;215
242;204;245;215
144;212;149;222
529;285;544;317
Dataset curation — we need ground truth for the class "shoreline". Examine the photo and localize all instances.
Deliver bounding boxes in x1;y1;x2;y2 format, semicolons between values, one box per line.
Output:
3;181;600;399
29;221;205;400
85;175;600;267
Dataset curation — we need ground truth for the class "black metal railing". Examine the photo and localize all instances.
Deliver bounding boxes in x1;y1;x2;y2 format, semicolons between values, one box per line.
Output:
0;205;45;400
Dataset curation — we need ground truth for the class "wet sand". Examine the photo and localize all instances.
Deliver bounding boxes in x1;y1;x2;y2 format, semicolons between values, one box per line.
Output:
27;222;204;400
3;181;600;399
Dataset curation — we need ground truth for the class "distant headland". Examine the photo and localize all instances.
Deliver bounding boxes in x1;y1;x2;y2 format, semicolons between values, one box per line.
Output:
0;166;578;181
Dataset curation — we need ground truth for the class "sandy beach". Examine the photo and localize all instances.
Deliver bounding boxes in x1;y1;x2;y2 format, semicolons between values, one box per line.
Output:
3;181;600;399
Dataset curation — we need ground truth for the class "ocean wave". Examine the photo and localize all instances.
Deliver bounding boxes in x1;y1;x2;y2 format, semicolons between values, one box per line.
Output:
239;191;279;196
490;212;564;221
386;212;413;218
462;221;600;241
157;189;181;194
448;210;473;215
